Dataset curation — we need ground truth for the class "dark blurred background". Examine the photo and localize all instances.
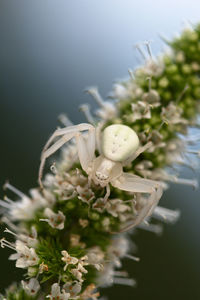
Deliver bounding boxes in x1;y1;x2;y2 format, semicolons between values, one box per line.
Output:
0;1;200;299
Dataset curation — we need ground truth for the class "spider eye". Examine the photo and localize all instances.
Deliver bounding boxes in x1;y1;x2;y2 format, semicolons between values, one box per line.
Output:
96;172;108;181
102;124;139;162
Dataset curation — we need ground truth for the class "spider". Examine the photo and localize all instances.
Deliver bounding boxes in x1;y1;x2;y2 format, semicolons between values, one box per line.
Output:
38;123;163;230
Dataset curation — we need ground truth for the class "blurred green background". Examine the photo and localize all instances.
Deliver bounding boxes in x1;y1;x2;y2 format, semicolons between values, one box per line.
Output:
0;1;200;299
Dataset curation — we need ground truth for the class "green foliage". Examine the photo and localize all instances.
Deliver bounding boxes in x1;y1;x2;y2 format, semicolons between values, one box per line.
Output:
36;237;64;282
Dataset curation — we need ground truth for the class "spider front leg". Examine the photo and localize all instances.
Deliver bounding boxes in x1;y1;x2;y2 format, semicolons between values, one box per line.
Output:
111;172;161;194
111;172;163;231
38;123;95;188
123;141;153;166
103;184;110;203
119;186;163;232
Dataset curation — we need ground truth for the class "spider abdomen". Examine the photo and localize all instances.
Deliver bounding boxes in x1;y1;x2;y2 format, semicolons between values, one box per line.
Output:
102;124;139;162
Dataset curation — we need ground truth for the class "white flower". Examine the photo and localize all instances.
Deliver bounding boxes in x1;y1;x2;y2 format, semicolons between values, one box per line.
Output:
40;208;65;230
3;226;38;248
131;101;151;121
97;265;114;287
107;236;129;268
0;185;46;221
86;86;117;120
142;89;160;107
87;247;104;271
105;199;131;221
112;83;130;99
71;268;84;282
70;256;88;282
147;130;166;153
63;281;82;299
9;240;39;269
76;262;88;276
153;206;180;223
79;283;100;300
54;175;77;200
61;250;78;271
39;261;49;273
21;278;40;296
161;102;188;125
86;87;117;120
136;58;164;77
76;185;94;204
47;283;70;300
92;198;106;213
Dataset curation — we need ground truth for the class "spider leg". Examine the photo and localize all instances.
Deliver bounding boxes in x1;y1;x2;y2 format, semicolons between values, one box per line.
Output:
111;172;161;193
38;123;95;188
95;121;105;155
110;172;163;232
39;132;75;188
41;123;94;156
123;141;152;166
117;186;163;233
75;126;96;171
103;184;110;203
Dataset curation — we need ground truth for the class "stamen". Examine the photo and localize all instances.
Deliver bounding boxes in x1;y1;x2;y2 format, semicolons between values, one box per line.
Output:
144;40;153;59
157;120;168;132
79;104;95;124
146;76;152;91
113;277;136;287
124;254;140;262
113;271;128;277
128;69;134;80
4;228;20;239
1;217;19;232
58;113;73;127
85;87;105;108
0;238;16;251
3;182;27;199
138;222;163;235
0;199;12;209
176;84;189;103
167;177;199;189
135;44;147;61
153;206;180;223
186;149;200;157
147;121;168;143
159;33;171;44
174;159;197;172
39;218;48;223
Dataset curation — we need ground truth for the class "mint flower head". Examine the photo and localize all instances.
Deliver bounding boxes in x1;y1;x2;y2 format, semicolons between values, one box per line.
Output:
1;23;200;300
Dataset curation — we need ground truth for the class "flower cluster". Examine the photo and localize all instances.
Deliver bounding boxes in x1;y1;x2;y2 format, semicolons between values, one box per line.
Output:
1;24;200;299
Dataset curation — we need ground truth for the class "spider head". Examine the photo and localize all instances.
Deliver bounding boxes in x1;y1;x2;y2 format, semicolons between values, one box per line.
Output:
102;124;139;162
92;157;117;187
95;172;109;181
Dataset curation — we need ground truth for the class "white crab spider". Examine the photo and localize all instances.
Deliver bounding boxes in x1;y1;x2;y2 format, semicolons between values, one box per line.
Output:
38;123;163;230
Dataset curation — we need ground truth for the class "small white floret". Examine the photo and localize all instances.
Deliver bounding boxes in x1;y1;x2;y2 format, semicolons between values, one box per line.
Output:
47;283;70;300
40;208;65;230
21;278;40;296
61;250;78;271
